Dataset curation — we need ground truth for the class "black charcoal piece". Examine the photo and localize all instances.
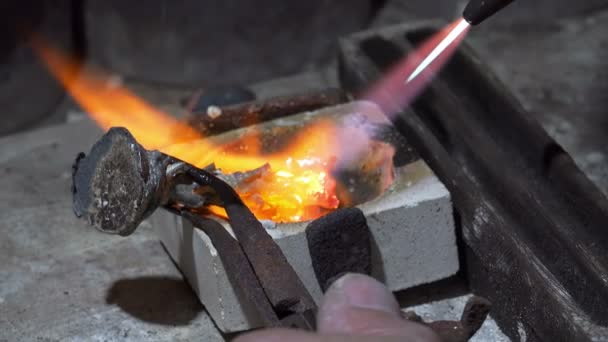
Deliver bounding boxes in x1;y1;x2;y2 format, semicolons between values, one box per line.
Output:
305;208;371;292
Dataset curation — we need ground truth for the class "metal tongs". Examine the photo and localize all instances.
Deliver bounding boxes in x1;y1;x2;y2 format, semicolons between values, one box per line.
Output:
177;165;317;330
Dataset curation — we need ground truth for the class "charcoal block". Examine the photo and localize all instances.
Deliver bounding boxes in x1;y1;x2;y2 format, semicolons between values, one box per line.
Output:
305;207;371;292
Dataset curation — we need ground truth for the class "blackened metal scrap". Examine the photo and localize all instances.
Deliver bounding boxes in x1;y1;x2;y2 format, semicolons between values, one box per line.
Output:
305;208;372;292
180;211;280;327
184;166;317;316
186;88;349;136
403;296;491;342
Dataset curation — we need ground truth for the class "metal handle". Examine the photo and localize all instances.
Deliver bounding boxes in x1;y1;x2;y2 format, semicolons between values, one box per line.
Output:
463;0;516;25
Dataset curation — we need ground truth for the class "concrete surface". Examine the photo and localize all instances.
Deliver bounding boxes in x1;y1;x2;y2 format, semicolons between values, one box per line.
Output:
155;158;458;332
0;120;224;341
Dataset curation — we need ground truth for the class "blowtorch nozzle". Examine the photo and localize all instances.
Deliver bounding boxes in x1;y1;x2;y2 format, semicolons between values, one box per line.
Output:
463;0;516;25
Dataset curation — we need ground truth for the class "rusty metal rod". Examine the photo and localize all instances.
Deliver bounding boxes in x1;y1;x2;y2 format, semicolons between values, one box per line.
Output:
186;88;349;136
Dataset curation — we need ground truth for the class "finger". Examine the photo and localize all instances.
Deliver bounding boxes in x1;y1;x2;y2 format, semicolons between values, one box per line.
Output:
234;328;407;342
317;273;440;342
233;328;318;342
317;273;401;333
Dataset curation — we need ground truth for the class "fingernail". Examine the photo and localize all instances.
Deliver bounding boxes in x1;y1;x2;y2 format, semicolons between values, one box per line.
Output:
328;273;400;315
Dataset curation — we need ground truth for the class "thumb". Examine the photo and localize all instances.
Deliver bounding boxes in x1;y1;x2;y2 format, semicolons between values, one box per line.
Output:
317;273;440;342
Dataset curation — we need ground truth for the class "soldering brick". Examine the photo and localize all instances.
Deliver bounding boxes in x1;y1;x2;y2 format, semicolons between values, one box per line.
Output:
151;160;458;332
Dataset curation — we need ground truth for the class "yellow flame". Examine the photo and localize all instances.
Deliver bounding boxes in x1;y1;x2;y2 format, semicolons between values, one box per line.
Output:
32;37;340;222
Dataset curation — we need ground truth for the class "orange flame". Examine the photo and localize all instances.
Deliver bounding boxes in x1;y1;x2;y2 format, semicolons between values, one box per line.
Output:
31;37;341;222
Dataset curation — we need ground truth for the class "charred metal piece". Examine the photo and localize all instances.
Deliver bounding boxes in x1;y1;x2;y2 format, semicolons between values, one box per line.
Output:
186;88;349;136
305;208;372;292
403;296;491;342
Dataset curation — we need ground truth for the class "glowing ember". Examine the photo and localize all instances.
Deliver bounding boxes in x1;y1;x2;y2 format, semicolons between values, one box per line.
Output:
236;157;340;222
31;37;358;222
205;122;343;222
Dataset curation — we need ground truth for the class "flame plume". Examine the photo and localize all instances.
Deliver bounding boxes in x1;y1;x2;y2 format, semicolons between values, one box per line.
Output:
363;18;470;116
31;37;344;222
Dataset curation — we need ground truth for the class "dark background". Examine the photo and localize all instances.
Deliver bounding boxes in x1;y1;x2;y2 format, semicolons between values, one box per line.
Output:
1;0;606;135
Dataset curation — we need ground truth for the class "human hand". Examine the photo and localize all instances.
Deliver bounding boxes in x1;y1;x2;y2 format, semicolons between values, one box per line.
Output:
234;273;440;342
